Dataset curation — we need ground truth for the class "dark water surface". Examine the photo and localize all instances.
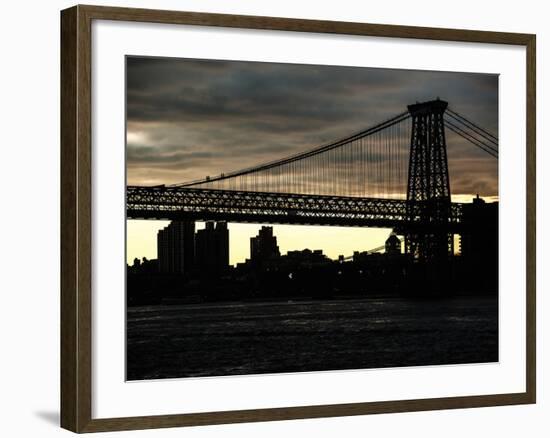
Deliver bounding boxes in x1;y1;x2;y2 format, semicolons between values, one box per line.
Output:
126;296;498;380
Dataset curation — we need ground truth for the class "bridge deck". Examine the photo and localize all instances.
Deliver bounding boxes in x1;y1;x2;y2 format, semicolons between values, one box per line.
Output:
127;186;464;230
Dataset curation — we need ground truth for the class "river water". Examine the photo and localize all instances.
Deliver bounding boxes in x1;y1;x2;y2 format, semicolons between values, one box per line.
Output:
127;296;498;380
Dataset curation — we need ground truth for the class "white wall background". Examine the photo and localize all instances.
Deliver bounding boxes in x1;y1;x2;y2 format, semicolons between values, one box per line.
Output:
0;0;546;436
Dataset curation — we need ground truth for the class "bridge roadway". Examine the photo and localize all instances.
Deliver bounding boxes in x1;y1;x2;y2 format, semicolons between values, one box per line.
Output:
127;186;465;231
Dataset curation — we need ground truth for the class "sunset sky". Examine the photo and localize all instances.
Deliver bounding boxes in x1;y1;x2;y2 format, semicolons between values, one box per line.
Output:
126;56;498;265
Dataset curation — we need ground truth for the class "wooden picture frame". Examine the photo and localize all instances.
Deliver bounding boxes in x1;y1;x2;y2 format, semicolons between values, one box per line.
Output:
61;4;536;433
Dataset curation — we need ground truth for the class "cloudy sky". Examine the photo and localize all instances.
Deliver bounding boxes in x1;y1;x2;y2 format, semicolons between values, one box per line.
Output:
126;56;498;265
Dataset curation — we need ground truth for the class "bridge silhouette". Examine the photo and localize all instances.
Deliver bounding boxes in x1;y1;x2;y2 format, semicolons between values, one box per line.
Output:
127;99;497;261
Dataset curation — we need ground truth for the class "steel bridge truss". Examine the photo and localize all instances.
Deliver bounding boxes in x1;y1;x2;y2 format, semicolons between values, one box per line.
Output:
127;185;464;230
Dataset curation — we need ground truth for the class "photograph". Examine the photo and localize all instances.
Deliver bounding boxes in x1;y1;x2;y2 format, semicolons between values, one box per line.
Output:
125;56;499;381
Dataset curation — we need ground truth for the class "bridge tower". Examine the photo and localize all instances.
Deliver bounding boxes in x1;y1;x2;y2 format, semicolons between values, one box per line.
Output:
405;99;453;260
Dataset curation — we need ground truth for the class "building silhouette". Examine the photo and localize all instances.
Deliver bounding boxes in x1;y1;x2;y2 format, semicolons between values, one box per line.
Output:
385;234;402;255
157;221;195;274
459;195;498;292
275;249;330;269
250;226;280;266
195;221;229;275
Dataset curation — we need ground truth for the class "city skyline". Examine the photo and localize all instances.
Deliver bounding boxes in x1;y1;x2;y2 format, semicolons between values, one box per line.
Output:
130;221;413;286
126;57;498;266
127;220;397;266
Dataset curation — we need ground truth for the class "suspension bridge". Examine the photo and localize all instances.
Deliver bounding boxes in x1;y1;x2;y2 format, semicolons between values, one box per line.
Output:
127;99;497;260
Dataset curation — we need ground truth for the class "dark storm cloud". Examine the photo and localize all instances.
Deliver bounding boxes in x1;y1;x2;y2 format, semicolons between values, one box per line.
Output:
126;56;498;196
127;145;213;164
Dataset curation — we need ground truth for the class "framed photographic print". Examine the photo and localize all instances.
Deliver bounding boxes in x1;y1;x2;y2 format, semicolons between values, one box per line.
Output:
60;4;536;433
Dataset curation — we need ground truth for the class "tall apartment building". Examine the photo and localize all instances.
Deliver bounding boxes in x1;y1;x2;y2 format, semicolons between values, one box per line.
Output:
250;226;280;266
459;195;498;292
195;221;229;275
157;220;195;274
